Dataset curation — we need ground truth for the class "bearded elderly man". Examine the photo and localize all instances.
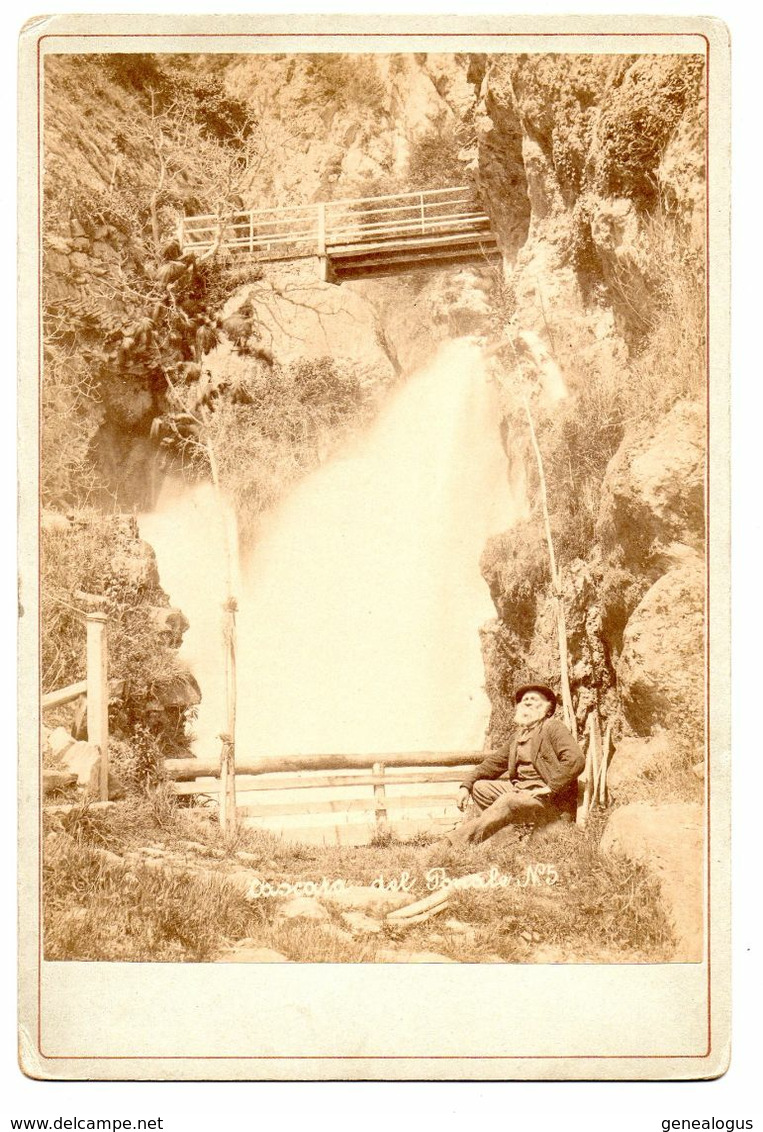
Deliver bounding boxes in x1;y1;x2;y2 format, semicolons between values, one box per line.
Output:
445;683;585;845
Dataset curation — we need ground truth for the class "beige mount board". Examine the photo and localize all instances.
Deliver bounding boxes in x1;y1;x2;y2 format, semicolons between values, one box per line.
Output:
18;13;731;1080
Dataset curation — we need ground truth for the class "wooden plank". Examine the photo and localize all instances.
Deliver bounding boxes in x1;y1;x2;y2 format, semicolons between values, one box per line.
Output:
331;248;500;281
332;244;499;272
333;242;499;268
329;230;494;260
86;611;109;802
164;750;483;781
326;214;489;244
332;251;501;283
42;679;87;709
237;794;457;818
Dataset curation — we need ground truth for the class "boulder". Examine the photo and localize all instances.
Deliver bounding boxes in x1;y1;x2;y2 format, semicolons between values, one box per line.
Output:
148;606;190;648
596;401;705;578
60;741;126;799
341;911;383;936
276;897;330;922
43;770;78;797
60;741;100;785
48;727;77;760
600;802;703;962
616;558;704;737
605;734;671;796
321;885;412;915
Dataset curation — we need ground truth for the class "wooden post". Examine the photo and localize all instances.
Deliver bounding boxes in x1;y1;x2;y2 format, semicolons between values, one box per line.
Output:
589;712;601;809
599;721;612;807
249;210;254;254
219;735;236;835
317;202;328;282
85;610;109;802
576;716;593;828
420;192;425;235
219;598;238;837
372;761;388;832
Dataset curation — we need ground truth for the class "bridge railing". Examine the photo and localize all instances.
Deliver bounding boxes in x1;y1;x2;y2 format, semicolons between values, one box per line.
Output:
181;202;319;254
324;186;486;246
178;186;489;257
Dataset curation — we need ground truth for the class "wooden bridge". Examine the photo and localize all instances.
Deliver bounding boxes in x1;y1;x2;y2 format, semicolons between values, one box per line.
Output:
178;185;500;282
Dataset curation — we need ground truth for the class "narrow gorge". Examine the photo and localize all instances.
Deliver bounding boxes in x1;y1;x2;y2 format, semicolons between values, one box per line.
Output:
40;48;707;964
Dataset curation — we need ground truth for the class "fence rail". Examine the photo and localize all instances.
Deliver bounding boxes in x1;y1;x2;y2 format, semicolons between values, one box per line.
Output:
164;749;483;782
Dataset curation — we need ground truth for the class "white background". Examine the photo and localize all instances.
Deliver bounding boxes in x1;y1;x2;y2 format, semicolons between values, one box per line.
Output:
2;1;758;1125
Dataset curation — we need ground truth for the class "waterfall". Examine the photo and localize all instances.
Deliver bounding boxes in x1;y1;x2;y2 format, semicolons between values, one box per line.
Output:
141;338;523;761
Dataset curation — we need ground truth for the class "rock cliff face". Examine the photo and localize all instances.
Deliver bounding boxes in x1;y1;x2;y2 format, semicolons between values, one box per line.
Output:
468;53;706;781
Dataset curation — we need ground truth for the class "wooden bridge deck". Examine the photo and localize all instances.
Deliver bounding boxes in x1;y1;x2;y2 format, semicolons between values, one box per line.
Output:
179;186;500;281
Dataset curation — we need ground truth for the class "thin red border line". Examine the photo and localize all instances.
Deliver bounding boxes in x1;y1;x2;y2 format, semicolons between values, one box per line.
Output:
36;23;44;1066
37;32;710;44
34;32;715;1065
704;37;712;1059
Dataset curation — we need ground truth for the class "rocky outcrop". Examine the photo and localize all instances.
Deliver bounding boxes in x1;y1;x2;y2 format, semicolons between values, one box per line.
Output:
217;278;397;379
605;734;671;797
616;557;705;739
41;511;197;765
597;401;705;580
601;802;703;961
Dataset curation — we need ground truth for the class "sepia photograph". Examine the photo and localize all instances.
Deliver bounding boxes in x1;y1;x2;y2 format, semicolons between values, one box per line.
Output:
18;15;730;1079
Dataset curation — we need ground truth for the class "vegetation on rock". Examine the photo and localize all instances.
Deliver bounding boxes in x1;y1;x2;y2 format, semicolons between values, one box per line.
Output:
41;513;197;765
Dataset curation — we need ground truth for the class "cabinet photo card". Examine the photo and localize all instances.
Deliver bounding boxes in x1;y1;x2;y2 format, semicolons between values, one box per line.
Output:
17;13;730;1081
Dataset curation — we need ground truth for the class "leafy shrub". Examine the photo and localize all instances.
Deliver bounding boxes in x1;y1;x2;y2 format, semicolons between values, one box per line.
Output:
40;349;102;508
303;55;388;115
594;55;705;206
405;115;472;190
42;54;265;508
41;512;195;756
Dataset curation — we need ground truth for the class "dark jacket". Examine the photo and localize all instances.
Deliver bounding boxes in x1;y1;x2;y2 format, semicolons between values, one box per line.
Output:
462;717;585;808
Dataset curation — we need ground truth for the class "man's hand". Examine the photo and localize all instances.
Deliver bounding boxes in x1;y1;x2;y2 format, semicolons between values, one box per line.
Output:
457;786;471;812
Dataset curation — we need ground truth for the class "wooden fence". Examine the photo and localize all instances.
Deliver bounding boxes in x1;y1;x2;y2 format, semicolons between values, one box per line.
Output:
163;718;611;842
164;750;481;842
39;596;611;834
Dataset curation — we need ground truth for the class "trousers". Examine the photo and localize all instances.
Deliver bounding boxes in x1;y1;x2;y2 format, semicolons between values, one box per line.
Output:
448;778;555;845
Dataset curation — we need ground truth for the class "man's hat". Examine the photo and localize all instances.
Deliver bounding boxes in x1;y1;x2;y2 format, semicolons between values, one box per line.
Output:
514;683;558;712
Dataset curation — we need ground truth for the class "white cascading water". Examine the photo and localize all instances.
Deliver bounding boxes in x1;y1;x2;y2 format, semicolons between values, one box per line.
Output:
141;338;524;762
